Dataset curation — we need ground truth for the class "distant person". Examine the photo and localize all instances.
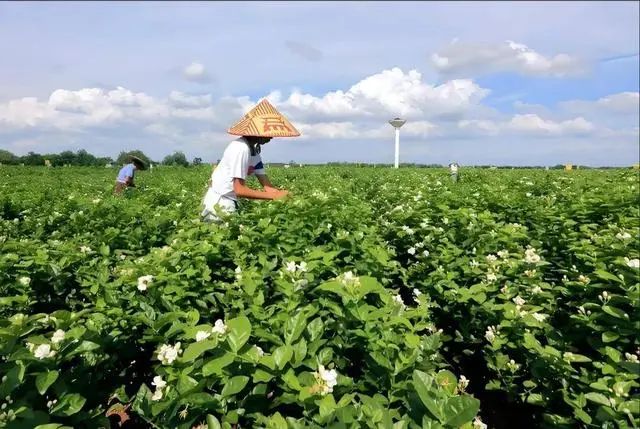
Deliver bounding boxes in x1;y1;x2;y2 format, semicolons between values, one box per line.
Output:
201;99;300;222
449;162;460;182
114;156;146;194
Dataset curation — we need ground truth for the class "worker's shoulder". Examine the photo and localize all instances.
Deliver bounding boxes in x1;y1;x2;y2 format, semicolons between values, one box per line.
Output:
225;139;250;154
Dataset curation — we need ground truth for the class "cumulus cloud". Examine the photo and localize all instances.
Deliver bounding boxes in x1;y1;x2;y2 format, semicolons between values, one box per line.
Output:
183;62;211;83
285;41;323;62
458;114;595;137
560;92;639;115
273;68;490;122
432;40;587;78
0;67;635;163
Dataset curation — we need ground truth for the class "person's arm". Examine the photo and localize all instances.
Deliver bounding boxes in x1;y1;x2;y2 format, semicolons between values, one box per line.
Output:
256;174;289;194
233;178;287;200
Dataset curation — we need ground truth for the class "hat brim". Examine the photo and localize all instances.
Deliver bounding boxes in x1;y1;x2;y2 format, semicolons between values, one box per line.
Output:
130;156;147;170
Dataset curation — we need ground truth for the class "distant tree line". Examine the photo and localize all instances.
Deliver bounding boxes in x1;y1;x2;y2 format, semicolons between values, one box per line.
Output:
0;149;202;167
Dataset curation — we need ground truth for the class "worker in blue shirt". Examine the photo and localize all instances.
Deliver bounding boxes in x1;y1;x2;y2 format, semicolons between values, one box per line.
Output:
114;156;146;194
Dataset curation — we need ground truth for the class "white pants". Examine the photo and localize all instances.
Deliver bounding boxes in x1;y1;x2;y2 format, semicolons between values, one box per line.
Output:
201;188;237;222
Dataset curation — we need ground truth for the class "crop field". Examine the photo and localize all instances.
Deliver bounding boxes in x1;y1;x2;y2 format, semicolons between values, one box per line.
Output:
0;166;638;429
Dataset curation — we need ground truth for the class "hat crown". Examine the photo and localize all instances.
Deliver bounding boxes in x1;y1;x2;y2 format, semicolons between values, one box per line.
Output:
228;99;301;137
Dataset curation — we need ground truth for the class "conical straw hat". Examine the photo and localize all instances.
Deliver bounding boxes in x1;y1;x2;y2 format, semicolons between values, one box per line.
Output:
228;99;301;138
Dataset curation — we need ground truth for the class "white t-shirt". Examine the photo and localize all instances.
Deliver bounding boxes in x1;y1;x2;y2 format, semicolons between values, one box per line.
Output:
449;163;458;173
209;137;265;200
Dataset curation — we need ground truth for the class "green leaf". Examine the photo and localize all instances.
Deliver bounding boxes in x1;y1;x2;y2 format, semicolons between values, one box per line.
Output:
227;316;251;352
412;370;442;421
585;392;610;407
594;270;623;284
285;311;307;345
221;375;249;397
282;369;302;391
267;412;288;429
181;339;218;363
206;414;222;429
202;352;235;376
602;332;619;343
444;396;480;427
574;409;592;424
50;393;87;416
35;370;59;395
307;318;324;342
435;370;457;395
0;362;25;397
253;369;274;383
317;394;337;419
602;305;627;320
182;392;217;405
273;345;294;370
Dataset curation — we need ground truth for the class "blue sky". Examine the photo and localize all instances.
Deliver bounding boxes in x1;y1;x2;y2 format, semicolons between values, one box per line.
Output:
0;1;638;166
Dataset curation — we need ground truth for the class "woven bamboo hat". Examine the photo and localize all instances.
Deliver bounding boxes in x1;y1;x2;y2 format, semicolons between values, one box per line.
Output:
228;99;301;138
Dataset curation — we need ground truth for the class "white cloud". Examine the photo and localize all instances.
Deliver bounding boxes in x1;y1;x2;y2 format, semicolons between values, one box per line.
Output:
0;68;635;164
276;68;490;121
560;92;639;115
432;40;587;77
508;114;594;135
183;62;211;83
457;114;595;137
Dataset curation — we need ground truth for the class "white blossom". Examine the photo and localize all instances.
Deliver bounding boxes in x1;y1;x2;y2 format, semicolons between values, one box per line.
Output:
51;329;65;344
497;250;509;259
486;254;497;264
212;319;227;335
408;247;416;255
531;313;548;322
616;232;632;240
18;276;31;286
470;260;479;268
285;261;297;272
485;326;498;343
297;261;308;272
33;344;56;360
423;250;430;257
513;296;526;307
624;257;639;269
486;272;497;283
413;288;422;297
393;294;406;308
339;271;361;288
137;275;154;291
92;198;101;204
578;275;590;285
255;346;265;357
157;343;182;365
195;331;211;342
151;375;167;401
235;266;242;281
152;375;167;390
80;246;92;253
473;416;487;429
625;353;639;363
506;359;520;372
314;365;339;395
524;269;537;277
598;291;611;304
524;248;541;264
458;375;469;392
532;285;543;294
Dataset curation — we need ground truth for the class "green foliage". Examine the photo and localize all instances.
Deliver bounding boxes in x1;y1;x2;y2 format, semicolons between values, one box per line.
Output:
0;165;637;428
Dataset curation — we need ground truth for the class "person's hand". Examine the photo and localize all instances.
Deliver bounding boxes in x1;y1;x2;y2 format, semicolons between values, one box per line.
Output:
267;188;289;200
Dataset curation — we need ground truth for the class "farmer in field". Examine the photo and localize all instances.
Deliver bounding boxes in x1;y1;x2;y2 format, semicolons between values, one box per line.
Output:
201;99;300;222
449;162;460;183
114;156;146;194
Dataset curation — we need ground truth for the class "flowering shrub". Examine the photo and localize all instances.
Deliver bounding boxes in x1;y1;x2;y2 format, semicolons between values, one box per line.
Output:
0;165;637;428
